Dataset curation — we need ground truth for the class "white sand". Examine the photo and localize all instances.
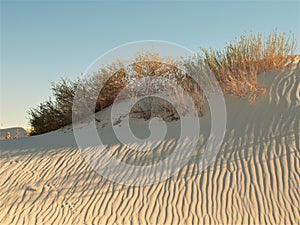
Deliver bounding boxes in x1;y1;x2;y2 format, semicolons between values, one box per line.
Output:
0;56;299;224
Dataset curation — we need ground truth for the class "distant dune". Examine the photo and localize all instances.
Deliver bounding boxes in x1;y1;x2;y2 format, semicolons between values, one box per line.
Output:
0;56;299;224
0;127;27;140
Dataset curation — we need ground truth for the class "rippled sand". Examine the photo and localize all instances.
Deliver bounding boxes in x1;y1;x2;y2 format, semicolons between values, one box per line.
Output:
0;57;299;224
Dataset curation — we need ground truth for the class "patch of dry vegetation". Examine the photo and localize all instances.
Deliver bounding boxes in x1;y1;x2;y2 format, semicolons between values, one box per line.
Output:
28;31;297;135
201;30;296;101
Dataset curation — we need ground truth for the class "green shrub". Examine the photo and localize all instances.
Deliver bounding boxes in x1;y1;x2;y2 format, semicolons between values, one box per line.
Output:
28;78;78;135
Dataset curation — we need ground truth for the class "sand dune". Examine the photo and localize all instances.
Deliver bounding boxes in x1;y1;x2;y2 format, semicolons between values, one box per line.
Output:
0;57;299;224
0;127;27;140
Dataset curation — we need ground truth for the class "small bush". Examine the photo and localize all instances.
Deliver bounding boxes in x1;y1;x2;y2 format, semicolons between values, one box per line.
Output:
28;78;78;135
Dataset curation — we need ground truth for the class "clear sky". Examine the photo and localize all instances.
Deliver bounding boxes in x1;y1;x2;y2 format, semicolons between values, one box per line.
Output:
1;1;299;128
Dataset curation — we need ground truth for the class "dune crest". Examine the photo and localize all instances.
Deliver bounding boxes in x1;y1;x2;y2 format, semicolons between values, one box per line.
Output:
0;57;299;224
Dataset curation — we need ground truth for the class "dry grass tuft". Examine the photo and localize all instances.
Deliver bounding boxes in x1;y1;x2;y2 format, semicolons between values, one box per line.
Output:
201;30;296;102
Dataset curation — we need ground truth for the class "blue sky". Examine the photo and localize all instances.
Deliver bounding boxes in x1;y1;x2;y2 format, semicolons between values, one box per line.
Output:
1;1;299;128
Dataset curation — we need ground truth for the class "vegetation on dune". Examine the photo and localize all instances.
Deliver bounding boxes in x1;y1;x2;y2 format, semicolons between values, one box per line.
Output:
28;30;297;135
201;30;296;101
28;79;78;135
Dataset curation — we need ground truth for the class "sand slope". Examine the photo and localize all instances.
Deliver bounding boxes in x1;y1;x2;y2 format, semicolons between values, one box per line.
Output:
0;57;299;224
